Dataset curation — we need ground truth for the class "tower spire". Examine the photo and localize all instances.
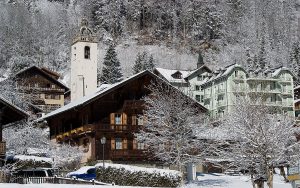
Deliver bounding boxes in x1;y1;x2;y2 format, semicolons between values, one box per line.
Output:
197;51;204;68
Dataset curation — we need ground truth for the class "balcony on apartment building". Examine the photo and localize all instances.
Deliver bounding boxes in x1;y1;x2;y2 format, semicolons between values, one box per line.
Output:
0;141;6;156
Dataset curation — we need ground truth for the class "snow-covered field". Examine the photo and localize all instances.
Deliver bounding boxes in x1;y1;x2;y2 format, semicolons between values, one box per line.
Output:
185;173;291;188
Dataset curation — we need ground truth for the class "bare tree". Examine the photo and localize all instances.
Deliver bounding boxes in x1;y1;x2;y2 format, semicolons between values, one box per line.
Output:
212;97;300;188
135;80;209;172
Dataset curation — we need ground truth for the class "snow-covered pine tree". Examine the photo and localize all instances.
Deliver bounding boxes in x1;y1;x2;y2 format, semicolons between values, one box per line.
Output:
133;51;155;74
132;52;144;74
146;54;155;71
258;35;267;70
100;45;123;84
245;49;256;71
290;42;300;84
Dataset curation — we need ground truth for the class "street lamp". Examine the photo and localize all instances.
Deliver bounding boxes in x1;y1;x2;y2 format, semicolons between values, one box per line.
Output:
100;136;106;168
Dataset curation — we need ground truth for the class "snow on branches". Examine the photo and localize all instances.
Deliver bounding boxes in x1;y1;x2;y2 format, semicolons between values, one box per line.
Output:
213;97;300;188
135;80;209;171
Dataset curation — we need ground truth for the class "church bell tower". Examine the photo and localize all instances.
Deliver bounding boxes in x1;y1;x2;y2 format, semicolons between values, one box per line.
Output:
71;19;98;101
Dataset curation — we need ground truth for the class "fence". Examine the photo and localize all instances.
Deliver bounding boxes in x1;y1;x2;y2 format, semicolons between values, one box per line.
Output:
9;176;111;185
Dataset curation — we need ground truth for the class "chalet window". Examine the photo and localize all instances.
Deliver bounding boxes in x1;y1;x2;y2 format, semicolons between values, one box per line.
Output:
270;82;276;90
115;138;122;149
110;113;127;125
51;84;55;89
195;85;200;91
201;95;204;102
171;72;182;79
115;114;121;125
35;83;39;87
84;46;90;59
137;116;144;125
132;115;137;125
234;71;238;77
138;142;145;150
271;94;276;102
195;95;200;102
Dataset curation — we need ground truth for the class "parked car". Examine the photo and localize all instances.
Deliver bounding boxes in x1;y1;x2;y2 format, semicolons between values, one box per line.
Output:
66;166;96;180
13;168;54;177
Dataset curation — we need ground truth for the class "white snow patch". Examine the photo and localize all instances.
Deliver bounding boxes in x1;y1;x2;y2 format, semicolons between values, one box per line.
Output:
94;163;182;177
14;155;52;163
184;173;291;188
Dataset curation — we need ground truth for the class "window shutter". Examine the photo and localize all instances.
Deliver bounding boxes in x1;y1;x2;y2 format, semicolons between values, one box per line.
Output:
132;115;136;125
122;113;127;125
111;138;115;150
133;139;137;150
110;113;115;124
123;138;128;150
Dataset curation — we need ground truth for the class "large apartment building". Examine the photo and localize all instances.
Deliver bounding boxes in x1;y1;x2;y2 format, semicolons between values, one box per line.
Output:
155;63;295;118
201;64;295;118
154;65;212;102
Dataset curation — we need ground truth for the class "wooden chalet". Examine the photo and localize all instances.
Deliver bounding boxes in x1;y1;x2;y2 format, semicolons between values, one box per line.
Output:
39;71;207;163
0;97;29;164
12;66;69;114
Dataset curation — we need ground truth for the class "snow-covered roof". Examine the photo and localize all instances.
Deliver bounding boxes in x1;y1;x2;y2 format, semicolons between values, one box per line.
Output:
185;65;212;79
202;63;246;85
295;85;300;90
295;99;300;104
0;96;29;118
271;66;297;79
154;67;191;83
14;155;52;163
14;66;69;91
38;70;207;121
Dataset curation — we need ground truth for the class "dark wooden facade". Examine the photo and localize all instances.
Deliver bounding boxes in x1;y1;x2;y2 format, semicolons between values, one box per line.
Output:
0;97;28;163
13;66;69;114
42;71;207;163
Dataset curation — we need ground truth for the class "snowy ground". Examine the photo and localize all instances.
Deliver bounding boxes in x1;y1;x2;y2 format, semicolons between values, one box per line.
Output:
0;173;292;188
185;173;291;188
0;184;132;188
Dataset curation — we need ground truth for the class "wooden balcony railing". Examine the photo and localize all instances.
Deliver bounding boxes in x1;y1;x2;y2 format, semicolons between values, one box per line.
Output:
122;100;144;110
18;86;65;92
0;141;6;156
109;149;147;160
55;124;140;141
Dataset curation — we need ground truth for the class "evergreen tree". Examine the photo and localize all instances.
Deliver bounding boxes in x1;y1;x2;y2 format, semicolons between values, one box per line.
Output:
146;54;155;71
258;35;267;70
290;42;300;83
132;51;155;74
245;49;255;71
133;52;144;74
100;45;123;84
197;51;204;68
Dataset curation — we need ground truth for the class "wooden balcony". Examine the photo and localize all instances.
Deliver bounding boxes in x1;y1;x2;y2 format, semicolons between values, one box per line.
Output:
109;149;147;161
122;100;144;111
55;124;140;141
0;141;6;156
